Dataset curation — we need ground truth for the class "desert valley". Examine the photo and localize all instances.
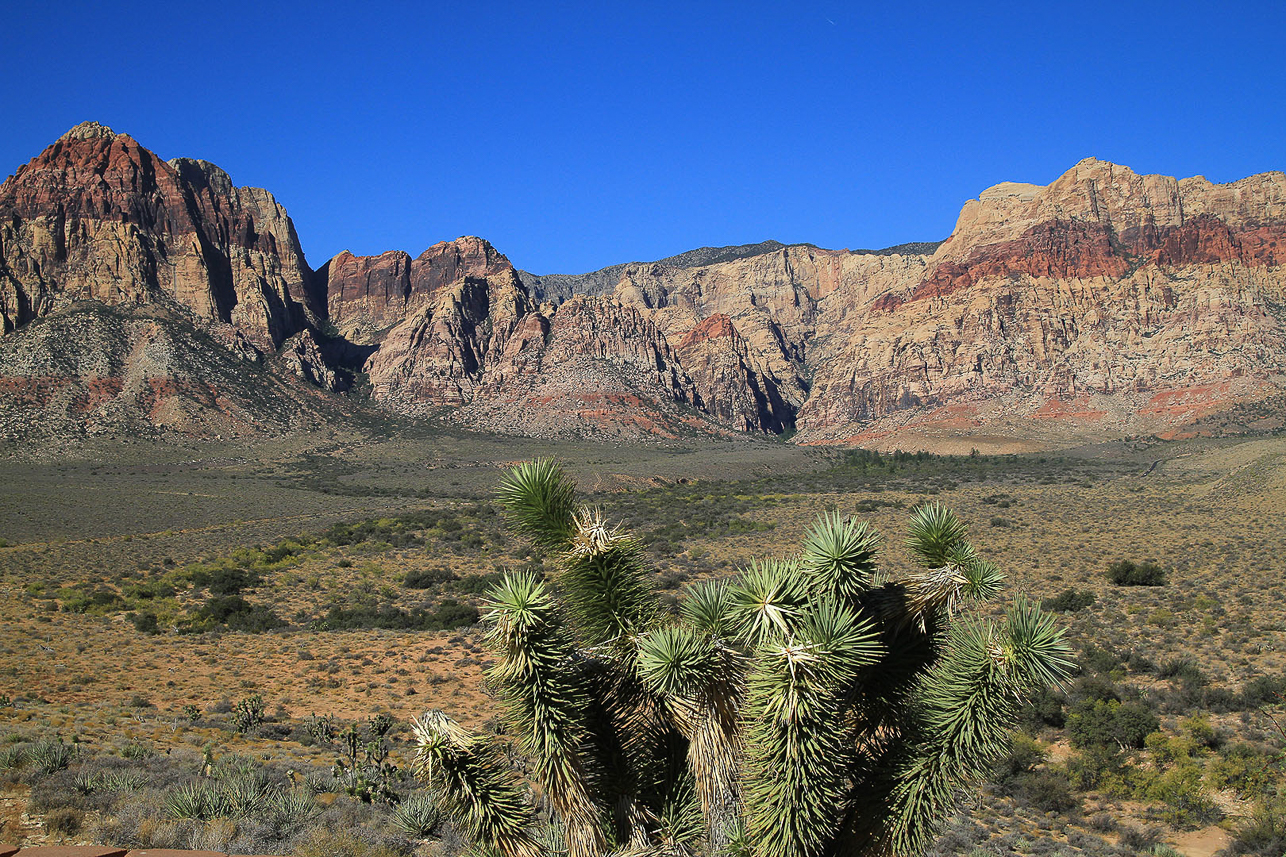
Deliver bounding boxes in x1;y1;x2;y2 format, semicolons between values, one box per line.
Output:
0;121;1283;857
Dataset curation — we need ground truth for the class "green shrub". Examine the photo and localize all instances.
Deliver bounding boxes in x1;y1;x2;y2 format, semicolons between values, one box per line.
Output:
1146;763;1221;828
1227;795;1286;856
1041;588;1096;612
1068;699;1158;750
121;742;154;759
28;739;75;775
192;596;285;633
1239;674;1286;708
1108;559;1167;586
1011;770;1080;813
165;781;227;820
0;745;27;769
403;567;458;588
129;611;160;634
392;791;441;837
266;788;319;835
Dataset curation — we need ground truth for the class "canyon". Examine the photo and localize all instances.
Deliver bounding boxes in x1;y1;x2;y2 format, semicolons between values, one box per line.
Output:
2;122;1284;448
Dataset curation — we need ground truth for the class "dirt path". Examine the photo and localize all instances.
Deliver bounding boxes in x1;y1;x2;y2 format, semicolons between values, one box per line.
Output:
1173;826;1232;857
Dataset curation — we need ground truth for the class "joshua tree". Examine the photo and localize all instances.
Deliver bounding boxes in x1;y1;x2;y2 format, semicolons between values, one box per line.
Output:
412;459;1072;857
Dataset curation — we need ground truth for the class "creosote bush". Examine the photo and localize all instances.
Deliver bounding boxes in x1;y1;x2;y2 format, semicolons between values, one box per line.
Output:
411;458;1073;857
1108;559;1168;586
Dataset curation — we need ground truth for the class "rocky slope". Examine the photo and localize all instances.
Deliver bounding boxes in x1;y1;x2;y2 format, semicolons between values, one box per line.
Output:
2;123;1284;447
0;302;337;441
518;240;815;303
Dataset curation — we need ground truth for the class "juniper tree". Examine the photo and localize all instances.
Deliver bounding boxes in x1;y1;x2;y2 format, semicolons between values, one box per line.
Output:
412;458;1073;857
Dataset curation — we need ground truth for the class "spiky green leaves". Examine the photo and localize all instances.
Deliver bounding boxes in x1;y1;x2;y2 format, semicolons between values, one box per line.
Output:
903;504;1005;619
887;601;1073;855
800;511;881;602
741;600;881;857
412;711;540;857
484;573;606;857
560;536;658;646
905;503;970;569
728;559;808;649
497;458;578;549
1000;596;1075;691
680;580;733;638
638;625;719;698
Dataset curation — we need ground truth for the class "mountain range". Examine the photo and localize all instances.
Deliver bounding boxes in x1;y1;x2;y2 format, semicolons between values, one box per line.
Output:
3;121;1284;449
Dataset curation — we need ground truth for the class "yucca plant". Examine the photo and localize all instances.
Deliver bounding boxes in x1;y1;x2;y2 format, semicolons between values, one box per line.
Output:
412;459;1073;857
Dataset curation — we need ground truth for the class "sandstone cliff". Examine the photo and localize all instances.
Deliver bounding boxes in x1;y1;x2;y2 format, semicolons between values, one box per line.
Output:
789;159;1286;445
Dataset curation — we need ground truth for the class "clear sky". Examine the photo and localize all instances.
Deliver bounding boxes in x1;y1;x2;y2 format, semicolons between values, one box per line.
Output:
2;1;1283;274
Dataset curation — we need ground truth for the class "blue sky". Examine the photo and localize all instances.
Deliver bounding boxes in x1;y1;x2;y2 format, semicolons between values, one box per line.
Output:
2;1;1283;274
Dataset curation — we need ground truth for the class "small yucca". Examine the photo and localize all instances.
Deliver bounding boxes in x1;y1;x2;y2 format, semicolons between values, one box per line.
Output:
413;459;1074;857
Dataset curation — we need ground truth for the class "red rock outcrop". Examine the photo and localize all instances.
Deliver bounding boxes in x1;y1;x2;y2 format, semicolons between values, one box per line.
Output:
319;237;515;343
0;122;317;350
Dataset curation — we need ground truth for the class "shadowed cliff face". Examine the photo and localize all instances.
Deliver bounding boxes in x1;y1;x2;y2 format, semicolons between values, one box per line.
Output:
4;125;1286;444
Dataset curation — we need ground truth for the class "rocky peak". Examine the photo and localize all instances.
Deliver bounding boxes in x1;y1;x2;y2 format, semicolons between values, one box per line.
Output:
940;159;1286;263
0;123;317;348
167;157;235;197
321;236;518;343
57;120;119;142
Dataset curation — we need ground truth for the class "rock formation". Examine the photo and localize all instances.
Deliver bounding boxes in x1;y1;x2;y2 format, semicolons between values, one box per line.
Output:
0;122;318;350
3;123;1284;447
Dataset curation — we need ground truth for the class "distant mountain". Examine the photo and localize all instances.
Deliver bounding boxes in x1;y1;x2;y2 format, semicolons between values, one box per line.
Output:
517;241;809;303
4;123;1285;448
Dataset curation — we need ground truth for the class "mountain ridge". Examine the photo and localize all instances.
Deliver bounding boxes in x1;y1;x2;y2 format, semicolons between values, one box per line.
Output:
2;122;1284;449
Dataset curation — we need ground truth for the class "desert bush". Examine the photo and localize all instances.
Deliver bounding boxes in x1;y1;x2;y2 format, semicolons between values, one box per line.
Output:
1019;686;1067;730
43;805;83;835
291;826;407;857
1068;699;1158;750
1157;657;1207;686
1107;559;1167;586
129;611;160;634
165;781;229;820
1117;824;1162;851
315;601;477;632
1240;674;1286;708
1226;795;1286;856
191;595;286;633
1011;770;1079;813
402;567;457;588
0;745;26;769
1041;588;1096;613
1145;763;1221;828
265;788;320;836
121;741;155;760
1208;743;1278;797
392;791;441;837
28;738;75;776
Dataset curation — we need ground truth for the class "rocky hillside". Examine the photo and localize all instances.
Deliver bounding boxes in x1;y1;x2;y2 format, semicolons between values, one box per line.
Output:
2;123;1284;447
0;302;339;441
